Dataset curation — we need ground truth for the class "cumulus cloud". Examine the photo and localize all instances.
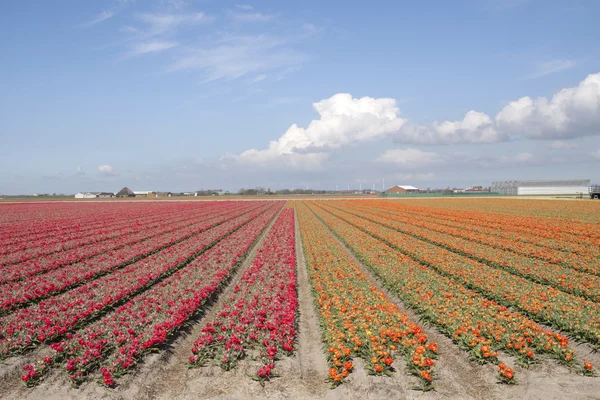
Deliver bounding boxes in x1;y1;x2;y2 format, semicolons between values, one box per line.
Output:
232;73;600;172
395;110;506;144
376;148;441;169
98;165;115;175
390;72;600;144
495;73;600;140
235;94;406;169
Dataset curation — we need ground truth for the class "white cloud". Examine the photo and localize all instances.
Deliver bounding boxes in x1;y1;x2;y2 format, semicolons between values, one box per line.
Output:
128;40;178;56
396;110;506;144
390;72;600;144
236;4;254;10
593;149;600;160
376;148;441;169
231;12;277;22
496;72;600;140
161;0;188;11
98;165;114;174
136;12;212;36
250;74;267;83
236;93;406;169
168;35;305;81
83;0;132;27
548;140;578;149
528;59;576;79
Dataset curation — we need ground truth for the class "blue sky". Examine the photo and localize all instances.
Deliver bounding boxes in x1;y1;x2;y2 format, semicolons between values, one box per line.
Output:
1;0;600;194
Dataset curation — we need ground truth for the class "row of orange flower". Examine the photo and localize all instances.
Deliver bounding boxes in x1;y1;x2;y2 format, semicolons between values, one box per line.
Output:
314;202;600;347
297;202;437;389
335;202;600;298
305;201;595;380
349;201;600;276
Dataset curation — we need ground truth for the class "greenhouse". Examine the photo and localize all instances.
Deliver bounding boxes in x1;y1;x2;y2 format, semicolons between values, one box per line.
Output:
491;180;591;196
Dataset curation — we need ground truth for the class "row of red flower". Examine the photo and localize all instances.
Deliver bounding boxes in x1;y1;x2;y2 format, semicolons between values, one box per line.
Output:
0;203;260;312
189;209;297;382
0;202;194;246
0;202;251;285
0;202;226;266
0;202;274;358
21;202;284;387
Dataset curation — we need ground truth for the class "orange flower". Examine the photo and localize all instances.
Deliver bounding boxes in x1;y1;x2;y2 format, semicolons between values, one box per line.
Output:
374;364;383;373
344;361;353;371
526;351;534;358
584;361;593;371
419;370;432;381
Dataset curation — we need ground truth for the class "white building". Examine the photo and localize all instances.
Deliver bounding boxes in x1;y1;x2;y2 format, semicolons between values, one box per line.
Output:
74;192;115;199
74;192;98;199
133;191;157;197
491;180;590;196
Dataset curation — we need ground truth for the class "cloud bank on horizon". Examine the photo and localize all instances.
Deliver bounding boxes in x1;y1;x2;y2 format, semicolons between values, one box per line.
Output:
236;72;600;170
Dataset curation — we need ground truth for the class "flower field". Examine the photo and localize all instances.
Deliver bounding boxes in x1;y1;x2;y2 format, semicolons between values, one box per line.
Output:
0;198;598;399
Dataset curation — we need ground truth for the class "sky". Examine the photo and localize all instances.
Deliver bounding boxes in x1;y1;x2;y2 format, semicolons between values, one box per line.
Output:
1;0;600;194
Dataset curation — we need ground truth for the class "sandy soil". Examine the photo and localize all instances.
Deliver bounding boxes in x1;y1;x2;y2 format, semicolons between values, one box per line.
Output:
1;205;599;400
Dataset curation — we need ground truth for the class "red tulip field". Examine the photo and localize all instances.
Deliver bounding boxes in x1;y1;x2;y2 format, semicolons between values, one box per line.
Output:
0;198;599;399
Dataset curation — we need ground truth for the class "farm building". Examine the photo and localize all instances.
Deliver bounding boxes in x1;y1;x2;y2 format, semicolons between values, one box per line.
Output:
491;180;590;196
133;191;157;198
463;186;486;192
116;187;136;198
74;192;97;199
385;185;419;194
74;192;114;199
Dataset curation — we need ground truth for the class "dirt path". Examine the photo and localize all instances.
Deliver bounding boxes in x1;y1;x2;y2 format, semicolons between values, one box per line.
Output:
293;204;330;393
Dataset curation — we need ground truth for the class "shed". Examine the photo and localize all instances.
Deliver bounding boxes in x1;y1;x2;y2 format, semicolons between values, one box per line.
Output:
385;185;419;194
116;187;135;198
